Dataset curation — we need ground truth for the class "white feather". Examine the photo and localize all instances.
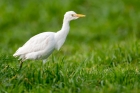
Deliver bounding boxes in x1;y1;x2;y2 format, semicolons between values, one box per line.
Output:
13;11;85;63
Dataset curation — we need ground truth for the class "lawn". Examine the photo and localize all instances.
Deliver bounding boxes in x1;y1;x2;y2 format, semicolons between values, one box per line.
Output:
0;0;140;93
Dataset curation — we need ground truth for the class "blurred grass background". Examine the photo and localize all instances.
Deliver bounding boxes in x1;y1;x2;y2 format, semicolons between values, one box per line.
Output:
0;0;140;93
0;0;140;54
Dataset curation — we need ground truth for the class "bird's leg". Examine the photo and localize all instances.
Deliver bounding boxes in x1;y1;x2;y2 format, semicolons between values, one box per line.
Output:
42;59;47;73
43;59;47;64
19;60;23;69
42;60;46;72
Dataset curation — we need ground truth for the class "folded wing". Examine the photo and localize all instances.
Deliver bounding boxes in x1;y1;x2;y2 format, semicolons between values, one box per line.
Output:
13;32;55;60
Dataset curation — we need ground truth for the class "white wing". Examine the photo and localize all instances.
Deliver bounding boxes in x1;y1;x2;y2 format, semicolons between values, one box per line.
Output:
13;32;56;60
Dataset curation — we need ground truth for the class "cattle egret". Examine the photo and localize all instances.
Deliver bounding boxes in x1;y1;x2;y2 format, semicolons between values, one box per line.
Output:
13;11;85;69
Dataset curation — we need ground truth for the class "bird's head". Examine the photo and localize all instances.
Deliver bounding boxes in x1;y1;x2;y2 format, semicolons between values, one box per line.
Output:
64;11;85;22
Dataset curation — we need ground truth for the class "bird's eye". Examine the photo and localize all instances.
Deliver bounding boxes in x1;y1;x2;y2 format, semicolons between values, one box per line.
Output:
71;14;74;17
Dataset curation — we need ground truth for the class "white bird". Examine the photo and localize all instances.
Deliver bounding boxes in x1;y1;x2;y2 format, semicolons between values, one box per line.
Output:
13;11;85;68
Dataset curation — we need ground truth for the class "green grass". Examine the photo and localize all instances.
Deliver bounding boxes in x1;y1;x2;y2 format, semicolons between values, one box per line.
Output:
0;0;140;93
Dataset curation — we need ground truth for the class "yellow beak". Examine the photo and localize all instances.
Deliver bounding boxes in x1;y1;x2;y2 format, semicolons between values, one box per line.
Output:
74;14;86;17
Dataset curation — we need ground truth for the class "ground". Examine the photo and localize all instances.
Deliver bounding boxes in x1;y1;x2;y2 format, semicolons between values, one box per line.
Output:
0;0;140;93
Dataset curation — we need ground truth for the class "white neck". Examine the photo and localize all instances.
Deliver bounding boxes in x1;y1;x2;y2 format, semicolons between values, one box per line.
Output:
61;18;70;33
55;18;70;50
